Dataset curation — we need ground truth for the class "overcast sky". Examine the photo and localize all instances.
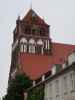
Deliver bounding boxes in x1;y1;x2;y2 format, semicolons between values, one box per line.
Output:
0;0;75;98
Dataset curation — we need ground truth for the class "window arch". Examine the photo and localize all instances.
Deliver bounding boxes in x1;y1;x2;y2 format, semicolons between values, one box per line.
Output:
20;37;27;52
37;39;43;45
20;37;27;43
29;38;35;44
37;39;44;54
29;38;36;53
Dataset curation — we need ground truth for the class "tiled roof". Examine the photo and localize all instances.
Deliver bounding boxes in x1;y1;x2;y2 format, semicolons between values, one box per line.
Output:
18;43;75;80
52;43;75;64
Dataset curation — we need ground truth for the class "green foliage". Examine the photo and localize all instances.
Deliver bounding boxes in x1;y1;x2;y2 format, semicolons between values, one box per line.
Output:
11;74;31;91
27;85;44;100
4;73;32;100
3;93;23;100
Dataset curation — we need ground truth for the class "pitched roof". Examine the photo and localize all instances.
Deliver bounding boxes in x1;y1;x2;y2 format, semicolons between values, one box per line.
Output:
52;43;75;64
22;9;49;26
18;43;75;80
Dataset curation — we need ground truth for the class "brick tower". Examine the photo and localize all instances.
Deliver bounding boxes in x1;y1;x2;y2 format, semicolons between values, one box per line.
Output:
9;9;52;82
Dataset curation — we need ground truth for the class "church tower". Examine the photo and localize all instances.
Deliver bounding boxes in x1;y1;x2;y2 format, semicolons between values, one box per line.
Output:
6;7;75;100
9;9;52;82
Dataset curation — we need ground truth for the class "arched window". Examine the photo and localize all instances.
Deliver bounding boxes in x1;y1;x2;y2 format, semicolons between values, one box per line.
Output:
29;38;35;53
20;38;27;52
37;39;44;54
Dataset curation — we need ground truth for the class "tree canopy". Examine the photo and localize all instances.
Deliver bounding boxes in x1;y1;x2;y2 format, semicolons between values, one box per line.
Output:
3;73;32;100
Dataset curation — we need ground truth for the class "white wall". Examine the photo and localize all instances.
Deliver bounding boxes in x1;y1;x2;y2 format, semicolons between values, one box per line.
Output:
44;70;75;100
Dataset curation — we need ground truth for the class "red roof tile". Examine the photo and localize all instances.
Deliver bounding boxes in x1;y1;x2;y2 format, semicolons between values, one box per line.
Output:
18;43;75;80
52;43;75;64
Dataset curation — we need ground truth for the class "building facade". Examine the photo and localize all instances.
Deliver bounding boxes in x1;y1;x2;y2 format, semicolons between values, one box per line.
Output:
44;53;75;100
9;9;52;81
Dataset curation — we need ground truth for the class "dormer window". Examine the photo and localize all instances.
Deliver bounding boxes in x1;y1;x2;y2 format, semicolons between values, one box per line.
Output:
51;64;62;75
68;52;75;66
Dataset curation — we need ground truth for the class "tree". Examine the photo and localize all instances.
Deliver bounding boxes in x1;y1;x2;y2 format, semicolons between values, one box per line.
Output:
4;73;32;100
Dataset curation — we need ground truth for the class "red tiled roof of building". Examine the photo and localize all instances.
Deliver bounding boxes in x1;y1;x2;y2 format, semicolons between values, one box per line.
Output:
52;43;75;64
18;43;75;80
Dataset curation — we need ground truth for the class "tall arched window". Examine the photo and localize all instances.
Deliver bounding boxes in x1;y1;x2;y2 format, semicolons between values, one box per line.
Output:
37;39;44;54
29;38;35;53
20;37;27;52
